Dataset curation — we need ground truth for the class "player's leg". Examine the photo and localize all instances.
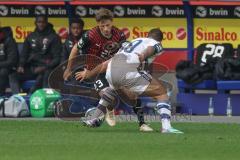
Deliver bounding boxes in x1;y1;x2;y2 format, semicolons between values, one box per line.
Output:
116;87;153;132
93;73;118;126
82;87;118;127
132;99;153;132
133;99;145;127
141;78;183;134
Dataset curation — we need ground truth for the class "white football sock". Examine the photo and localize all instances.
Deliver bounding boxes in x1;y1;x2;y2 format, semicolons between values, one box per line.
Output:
161;118;171;130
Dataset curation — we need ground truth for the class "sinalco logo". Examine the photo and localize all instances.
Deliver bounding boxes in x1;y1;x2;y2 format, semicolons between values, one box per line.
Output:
75;6;87;17
0;5;8;16
152;6;163;17
35;6;46;15
234;6;240;17
114;5;125;17
196;6;207;17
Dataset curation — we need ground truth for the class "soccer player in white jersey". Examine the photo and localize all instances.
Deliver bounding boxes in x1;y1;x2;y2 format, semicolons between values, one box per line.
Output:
75;28;183;133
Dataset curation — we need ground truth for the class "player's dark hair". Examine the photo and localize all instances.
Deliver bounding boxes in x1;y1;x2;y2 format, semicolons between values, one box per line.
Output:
35;14;48;22
148;28;163;42
70;18;84;29
95;8;114;22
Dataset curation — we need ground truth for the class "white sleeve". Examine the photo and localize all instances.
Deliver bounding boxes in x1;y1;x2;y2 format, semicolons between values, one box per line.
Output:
148;39;163;55
153;43;163;55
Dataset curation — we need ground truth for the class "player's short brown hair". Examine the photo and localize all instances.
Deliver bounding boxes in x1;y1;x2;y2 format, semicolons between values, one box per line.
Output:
95;8;114;22
148;28;163;42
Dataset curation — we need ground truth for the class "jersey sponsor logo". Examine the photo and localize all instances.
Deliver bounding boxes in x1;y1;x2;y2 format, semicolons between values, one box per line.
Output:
196;27;238;41
196;6;207;17
152;6;163;17
114;5;125;17
0;5;8;16
75;6;87;16
234;6;240;18
35;6;46;15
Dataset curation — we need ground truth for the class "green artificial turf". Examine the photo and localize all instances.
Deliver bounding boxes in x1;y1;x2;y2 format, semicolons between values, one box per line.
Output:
0;120;240;160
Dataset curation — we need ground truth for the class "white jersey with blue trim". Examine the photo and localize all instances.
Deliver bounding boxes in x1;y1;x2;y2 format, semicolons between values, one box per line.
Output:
118;37;163;57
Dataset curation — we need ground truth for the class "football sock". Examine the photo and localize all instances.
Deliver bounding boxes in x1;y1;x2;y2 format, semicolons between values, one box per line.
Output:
92;87;118;119
92;104;106;119
156;100;172;130
133;99;145;126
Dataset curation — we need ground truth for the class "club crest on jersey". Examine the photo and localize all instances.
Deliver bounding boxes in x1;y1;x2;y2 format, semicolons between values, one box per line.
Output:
103;41;120;54
42;38;49;50
0;43;5;55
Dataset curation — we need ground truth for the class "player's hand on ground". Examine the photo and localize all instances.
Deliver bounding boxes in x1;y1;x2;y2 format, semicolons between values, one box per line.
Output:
17;67;24;73
63;68;72;81
75;68;89;82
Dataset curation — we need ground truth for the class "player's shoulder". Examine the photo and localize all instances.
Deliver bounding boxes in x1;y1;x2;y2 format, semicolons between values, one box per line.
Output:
112;26;125;37
112;26;122;33
87;27;99;37
132;37;158;44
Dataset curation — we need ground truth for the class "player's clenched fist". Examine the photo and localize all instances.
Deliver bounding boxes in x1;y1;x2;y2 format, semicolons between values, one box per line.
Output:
75;68;89;81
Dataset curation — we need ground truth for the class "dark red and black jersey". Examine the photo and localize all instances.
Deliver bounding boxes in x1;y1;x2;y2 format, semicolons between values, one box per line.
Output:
77;26;126;69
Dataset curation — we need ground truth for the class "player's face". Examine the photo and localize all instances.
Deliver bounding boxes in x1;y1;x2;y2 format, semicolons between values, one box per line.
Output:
98;19;113;38
70;23;82;37
36;17;48;31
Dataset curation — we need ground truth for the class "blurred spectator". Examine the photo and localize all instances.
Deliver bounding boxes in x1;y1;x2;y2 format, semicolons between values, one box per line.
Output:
61;18;85;63
9;15;62;94
0;26;18;96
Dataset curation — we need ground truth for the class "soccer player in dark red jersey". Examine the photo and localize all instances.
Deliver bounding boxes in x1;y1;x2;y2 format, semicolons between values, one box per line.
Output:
63;8;152;132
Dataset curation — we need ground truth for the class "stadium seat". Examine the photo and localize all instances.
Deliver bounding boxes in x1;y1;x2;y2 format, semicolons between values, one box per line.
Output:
217;80;240;93
22;80;36;91
177;79;217;93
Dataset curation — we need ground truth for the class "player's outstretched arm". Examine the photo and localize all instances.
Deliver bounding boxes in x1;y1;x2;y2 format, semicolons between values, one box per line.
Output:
75;59;111;81
63;44;79;81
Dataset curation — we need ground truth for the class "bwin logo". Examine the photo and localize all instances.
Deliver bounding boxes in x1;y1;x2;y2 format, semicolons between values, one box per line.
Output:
152;6;163;17
196;6;207;17
114;6;125;17
0;5;8;16
35;6;46;15
75;6;87;17
234;6;240;18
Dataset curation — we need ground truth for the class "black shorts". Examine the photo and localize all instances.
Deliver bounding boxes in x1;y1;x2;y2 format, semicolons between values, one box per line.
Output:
94;73;109;92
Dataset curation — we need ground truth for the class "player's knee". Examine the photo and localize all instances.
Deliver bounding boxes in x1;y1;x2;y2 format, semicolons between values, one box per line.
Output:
153;93;169;102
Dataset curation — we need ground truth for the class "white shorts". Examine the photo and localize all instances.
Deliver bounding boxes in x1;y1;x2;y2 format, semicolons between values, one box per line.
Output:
105;53;151;95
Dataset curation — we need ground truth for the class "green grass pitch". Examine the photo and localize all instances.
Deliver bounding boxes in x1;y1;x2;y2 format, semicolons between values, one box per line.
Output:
0;120;240;160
